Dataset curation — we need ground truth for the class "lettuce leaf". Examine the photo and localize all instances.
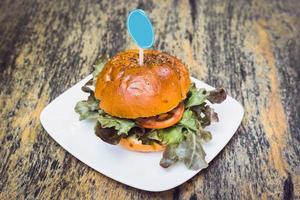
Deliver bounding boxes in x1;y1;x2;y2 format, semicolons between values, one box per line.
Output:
192;105;219;127
97;114;136;135
95;123;122;144
179;109;199;132
178;108;212;141
175;132;208;170
159;106;212;170
160;144;179;168
159;131;208;170
92;58;106;85
150;126;185;144
74;96;99;120
199;129;212;142
75;96;137;135
159;126;185;144
207;88;227;103
75;59;105;120
185;84;226;129
185;84;208;108
185;84;227;107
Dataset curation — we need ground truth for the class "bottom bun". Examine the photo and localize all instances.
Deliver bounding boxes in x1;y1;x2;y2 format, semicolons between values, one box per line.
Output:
119;138;165;152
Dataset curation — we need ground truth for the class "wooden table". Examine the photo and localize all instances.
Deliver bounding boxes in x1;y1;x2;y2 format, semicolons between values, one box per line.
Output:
0;0;299;199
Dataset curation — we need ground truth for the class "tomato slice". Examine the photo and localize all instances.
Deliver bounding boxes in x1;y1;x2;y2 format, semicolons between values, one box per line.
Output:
137;103;184;129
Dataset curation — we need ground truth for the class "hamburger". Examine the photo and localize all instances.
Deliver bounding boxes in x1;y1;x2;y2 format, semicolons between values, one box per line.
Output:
75;50;226;170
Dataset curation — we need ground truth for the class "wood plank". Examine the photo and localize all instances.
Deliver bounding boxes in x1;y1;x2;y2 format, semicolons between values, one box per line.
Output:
0;0;299;199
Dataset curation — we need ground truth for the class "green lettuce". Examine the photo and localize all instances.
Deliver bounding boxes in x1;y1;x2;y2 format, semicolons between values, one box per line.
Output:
160;144;179;168
207;88;227;103
74;96;99;120
94;123;122;145
97;114;136;135
185;84;208;108
75;95;137;135
175;132;208;170
148;126;185;145
179;109;199;132
186;83;226;107
160;132;208;170
159;106;211;170
159;126;185;144
92;58;106;85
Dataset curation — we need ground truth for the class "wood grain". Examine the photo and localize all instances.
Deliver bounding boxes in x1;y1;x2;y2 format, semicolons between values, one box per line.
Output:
0;0;299;199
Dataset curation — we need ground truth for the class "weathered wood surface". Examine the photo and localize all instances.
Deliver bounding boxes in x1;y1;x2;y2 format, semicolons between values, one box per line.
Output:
0;0;299;199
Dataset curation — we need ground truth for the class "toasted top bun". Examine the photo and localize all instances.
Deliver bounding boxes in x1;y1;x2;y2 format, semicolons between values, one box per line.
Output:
95;50;191;119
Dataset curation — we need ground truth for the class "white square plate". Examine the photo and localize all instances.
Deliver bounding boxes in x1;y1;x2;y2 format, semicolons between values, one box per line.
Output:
40;75;244;192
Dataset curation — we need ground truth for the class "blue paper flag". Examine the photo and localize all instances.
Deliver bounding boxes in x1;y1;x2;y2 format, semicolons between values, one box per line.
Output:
127;9;154;49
